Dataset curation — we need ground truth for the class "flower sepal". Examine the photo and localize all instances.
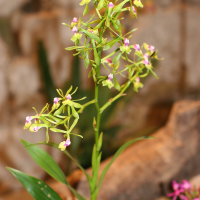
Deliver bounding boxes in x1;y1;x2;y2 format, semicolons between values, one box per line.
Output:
134;0;143;8
133;77;143;92
80;0;91;6
71;33;82;42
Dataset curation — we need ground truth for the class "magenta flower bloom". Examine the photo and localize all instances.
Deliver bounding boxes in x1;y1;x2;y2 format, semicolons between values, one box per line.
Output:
105;58;112;64
33;127;40;132
66;94;72;100
108;2;114;8
26;116;32;123
133;44;140;51
181;180;191;191
148;45;155;52
64;139;71;146
54;97;59;104
108;74;113;81
179;194;189;200
72;26;78;33
72;17;78;23
124;38;129;46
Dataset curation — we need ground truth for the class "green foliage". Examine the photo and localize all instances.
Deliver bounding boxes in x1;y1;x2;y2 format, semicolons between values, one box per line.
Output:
7;167;62;200
8;1;162;200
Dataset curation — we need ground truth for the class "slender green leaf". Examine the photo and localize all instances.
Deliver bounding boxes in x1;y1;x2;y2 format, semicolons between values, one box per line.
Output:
97;0;105;10
7;167;62;200
81;29;100;41
54;105;65;115
113;0;129;12
150;69;159;79
113;76;121;91
65;46;85;51
97;132;103;151
21;140;67;184
92;136;155;197
83;4;89;16
21;140;86;200
26;141;92;186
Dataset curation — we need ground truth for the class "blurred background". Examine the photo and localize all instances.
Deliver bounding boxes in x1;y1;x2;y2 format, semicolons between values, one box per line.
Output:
0;0;200;198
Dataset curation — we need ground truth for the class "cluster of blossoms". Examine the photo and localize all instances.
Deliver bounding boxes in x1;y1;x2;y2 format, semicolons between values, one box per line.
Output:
24;87;87;151
167;180;200;200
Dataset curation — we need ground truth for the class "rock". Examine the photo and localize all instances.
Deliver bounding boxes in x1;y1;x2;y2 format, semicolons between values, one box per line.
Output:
190;174;200;188
75;100;200;200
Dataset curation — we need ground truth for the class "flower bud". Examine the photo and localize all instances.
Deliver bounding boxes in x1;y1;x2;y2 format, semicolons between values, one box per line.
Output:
108;2;114;8
105;58;112;64
136;77;140;82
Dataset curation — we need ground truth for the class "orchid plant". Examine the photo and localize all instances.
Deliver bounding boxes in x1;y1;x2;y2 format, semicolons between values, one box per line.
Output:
7;0;161;199
167;180;200;200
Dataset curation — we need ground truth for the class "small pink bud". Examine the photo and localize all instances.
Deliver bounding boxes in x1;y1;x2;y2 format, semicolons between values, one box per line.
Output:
133;44;140;51
124;38;129;46
72;26;78;33
105;58;112;64
26;116;32;123
66;94;72;100
108;2;114;8
64;139;71;147
72;17;78;23
108;74;113;81
136;77;140;82
54;97;59;104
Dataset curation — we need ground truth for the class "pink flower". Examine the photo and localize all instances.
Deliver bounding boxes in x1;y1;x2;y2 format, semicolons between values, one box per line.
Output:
124;38;129;46
108;2;114;8
181;180;191;191
72;17;78;23
108;74;113;81
133;44;140;51
54;97;59;104
72;26;78;33
26;116;32;123
143;59;150;65
66;94;72;100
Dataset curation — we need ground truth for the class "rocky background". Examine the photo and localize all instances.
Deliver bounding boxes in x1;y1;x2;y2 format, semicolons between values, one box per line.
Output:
0;0;200;198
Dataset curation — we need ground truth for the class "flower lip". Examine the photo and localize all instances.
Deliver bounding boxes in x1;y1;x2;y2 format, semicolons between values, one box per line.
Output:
63;139;71;147
72;17;78;23
108;2;114;8
54;97;59;104
148;45;155;52
33;127;40;132
72;26;78;33
143;59;150;65
26;116;32;123
124;38;129;46
181;180;191;190
108;74;113;81
66;94;72;100
143;53;149;60
133;44;140;51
